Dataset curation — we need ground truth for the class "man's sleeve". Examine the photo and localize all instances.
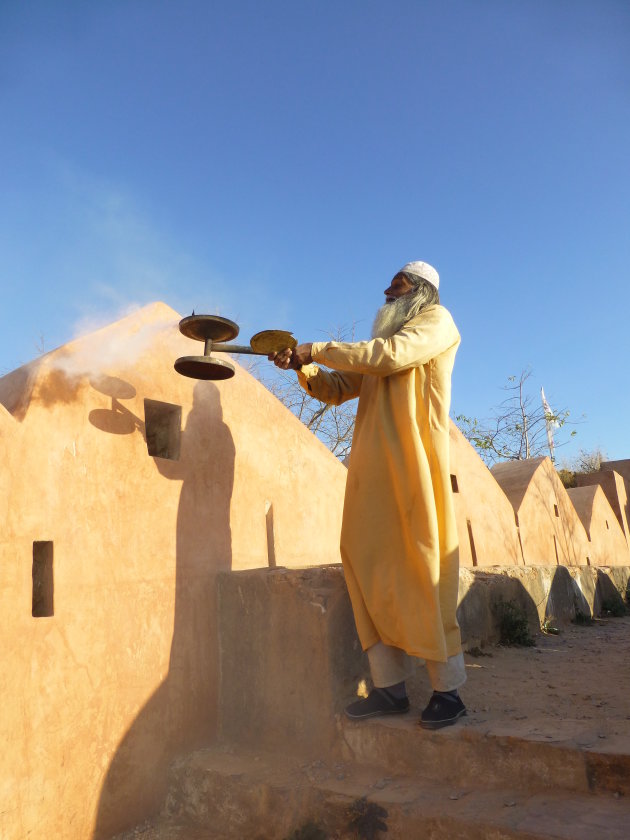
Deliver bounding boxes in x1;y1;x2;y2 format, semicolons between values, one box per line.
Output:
311;306;460;376
296;365;363;405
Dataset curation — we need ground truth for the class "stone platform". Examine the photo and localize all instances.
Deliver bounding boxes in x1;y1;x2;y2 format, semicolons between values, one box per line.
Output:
116;567;630;839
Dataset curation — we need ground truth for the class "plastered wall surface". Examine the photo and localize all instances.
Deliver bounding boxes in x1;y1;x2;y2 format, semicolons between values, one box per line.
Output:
492;457;589;567
0;303;347;840
577;469;630;543
448;423;521;567
1;302;629;840
567;485;630;567
602;459;630;484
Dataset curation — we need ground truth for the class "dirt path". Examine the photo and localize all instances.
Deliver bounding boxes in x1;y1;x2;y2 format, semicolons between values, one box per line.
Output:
451;614;630;747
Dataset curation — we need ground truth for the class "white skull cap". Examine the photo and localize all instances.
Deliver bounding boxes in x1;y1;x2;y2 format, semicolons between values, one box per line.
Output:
399;260;439;290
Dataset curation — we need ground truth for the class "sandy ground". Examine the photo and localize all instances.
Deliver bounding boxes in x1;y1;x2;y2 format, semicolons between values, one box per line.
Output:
443;614;630;747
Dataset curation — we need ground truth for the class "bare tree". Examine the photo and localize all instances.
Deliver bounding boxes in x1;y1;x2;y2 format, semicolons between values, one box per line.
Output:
248;325;359;460
557;447;608;488
571;447;607;474
456;369;576;466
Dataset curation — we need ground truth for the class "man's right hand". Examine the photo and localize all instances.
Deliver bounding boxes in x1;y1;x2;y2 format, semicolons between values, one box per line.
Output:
268;348;294;369
268;343;313;370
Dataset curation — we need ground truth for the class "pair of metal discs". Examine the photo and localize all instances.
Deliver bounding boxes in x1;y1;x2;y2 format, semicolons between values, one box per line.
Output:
174;314;297;381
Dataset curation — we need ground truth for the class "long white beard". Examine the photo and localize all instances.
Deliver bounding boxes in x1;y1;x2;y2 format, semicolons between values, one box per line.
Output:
371;295;415;339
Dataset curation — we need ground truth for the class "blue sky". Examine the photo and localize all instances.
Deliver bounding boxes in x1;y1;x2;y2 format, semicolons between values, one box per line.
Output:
1;0;629;461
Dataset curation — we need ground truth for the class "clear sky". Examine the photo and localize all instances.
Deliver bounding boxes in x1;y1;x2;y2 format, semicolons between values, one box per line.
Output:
1;0;629;461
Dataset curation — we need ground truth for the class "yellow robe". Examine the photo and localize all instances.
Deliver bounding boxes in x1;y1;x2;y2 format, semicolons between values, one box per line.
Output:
297;304;461;661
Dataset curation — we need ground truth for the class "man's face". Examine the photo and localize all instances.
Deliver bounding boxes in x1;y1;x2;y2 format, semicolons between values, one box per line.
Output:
384;273;414;303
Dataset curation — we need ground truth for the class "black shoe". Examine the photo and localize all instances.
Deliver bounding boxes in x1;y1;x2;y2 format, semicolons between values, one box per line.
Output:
345;688;410;720
419;692;467;730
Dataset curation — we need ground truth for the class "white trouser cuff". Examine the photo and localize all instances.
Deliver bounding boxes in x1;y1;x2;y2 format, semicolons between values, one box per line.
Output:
426;651;467;691
367;641;418;687
367;641;467;692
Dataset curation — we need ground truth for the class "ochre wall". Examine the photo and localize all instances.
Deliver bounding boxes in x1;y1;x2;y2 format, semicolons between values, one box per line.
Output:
492;458;589;567
602;459;630;485
449;423;521;567
0;303;348;840
567;485;630;567
577;469;630;544
2;301;628;840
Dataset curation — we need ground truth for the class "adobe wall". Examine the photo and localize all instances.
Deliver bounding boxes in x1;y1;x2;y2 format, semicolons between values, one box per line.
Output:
0;303;348;840
448;423;521;567
492;458;589;566
567;485;630;567
602;459;630;485
577;469;630;544
1;301;628;840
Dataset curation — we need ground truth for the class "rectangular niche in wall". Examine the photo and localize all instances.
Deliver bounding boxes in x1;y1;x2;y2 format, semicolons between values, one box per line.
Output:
144;399;182;460
466;519;478;567
32;541;54;617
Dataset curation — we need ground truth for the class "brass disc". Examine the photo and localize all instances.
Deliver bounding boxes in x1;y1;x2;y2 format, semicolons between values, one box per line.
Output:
178;314;239;343
249;329;297;354
174;356;236;381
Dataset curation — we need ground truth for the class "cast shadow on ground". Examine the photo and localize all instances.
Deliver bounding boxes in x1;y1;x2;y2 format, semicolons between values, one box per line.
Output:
92;382;235;839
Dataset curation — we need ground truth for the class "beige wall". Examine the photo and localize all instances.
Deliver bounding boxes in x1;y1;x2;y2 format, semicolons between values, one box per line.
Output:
492;458;589;566
2;301;629;840
602;459;630;485
577;469;630;544
449;423;521;567
567;485;630;567
0;303;348;840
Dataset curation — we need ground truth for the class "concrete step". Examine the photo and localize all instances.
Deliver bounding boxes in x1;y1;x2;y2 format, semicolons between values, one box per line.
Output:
114;610;630;839
119;744;630;840
338;714;630;799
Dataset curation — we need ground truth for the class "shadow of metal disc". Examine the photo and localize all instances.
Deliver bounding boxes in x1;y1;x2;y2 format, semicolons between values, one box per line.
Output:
174;356;235;380
89;375;137;400
179;314;239;343
88;408;137;435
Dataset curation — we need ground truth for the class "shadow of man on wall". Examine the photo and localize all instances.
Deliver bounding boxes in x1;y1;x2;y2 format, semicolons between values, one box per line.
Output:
93;381;235;839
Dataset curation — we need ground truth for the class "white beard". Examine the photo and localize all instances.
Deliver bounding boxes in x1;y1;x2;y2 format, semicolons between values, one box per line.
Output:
371;296;415;339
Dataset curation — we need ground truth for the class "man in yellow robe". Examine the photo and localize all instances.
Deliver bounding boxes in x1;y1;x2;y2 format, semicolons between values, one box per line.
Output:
270;261;466;729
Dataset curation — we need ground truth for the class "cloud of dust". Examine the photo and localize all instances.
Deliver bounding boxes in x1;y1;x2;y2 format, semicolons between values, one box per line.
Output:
47;303;178;381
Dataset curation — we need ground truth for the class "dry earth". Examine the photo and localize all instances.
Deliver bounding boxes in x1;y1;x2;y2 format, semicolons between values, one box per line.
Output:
454;614;630;747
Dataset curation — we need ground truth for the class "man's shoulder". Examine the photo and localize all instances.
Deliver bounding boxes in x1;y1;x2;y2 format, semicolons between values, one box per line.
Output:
406;304;457;329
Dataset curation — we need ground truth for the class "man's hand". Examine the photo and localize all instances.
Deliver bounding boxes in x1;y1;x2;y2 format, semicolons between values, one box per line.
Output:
268;343;313;370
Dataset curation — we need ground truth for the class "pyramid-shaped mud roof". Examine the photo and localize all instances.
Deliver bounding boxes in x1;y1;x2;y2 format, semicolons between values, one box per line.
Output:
491;456;547;512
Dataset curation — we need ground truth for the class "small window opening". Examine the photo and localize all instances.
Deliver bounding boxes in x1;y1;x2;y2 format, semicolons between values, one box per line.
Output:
265;501;276;568
554;504;559;518
466;519;478;567
450;474;459;493
606;520;609;530
32;542;54;617
586;556;591;566
144;399;182;460
553;535;559;564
